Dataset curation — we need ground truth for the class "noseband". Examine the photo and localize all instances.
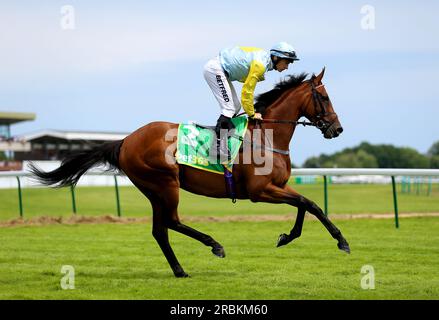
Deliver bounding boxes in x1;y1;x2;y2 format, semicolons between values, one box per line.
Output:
310;82;337;131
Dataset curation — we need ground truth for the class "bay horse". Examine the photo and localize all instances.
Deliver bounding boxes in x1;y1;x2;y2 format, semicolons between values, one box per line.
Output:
30;68;350;278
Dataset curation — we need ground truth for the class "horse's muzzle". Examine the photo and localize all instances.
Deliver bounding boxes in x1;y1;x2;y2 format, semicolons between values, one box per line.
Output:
323;122;343;139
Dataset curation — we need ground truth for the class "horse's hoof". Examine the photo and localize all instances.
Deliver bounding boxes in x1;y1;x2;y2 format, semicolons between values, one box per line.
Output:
277;233;290;247
212;246;226;258
337;241;351;254
175;271;190;278
173;265;190;278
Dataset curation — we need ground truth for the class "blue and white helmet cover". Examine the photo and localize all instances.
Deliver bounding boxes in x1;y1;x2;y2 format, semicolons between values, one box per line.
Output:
270;42;299;61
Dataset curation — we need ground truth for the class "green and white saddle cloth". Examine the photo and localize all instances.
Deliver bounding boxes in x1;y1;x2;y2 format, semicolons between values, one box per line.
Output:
176;116;248;174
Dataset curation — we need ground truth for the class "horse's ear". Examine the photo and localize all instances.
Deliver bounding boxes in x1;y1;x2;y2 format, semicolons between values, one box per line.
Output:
314;67;326;84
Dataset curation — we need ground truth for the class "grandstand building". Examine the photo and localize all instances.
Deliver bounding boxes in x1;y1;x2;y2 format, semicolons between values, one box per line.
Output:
0;111;35;149
0;111;36;170
14;130;128;161
0;111;128;169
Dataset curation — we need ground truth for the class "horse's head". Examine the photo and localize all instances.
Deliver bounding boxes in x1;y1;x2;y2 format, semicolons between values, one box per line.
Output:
302;68;343;139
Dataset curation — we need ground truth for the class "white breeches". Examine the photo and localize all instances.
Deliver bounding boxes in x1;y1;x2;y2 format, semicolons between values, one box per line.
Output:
203;56;241;118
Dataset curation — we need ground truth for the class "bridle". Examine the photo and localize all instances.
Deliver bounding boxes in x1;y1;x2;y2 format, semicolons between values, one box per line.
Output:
309;82;337;131
258;80;336;132
233;80;338;156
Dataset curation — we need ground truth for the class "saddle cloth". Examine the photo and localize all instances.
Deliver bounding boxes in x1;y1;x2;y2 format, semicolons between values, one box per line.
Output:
176;116;248;174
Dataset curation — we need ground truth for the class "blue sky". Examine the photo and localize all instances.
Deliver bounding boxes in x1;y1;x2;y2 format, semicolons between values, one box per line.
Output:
1;0;438;165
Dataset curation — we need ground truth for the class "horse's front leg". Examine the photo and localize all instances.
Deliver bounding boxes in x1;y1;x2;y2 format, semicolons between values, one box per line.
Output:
255;184;350;253
253;184;306;247
277;206;305;247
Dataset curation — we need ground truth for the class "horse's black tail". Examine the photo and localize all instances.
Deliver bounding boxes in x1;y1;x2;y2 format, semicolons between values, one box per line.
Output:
28;140;124;188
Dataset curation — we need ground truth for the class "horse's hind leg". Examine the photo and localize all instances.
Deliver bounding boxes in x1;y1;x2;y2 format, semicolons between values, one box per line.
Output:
150;198;189;278
162;187;225;258
169;222;225;258
129;178;189;278
151;183;225;277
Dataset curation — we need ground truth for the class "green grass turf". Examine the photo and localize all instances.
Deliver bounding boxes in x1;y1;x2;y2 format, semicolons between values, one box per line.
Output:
0;182;438;221
1;218;439;299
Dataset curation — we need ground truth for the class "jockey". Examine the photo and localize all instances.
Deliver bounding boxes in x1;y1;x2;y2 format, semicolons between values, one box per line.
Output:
203;42;300;162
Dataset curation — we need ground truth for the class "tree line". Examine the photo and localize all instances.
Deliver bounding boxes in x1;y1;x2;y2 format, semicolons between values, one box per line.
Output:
302;141;439;169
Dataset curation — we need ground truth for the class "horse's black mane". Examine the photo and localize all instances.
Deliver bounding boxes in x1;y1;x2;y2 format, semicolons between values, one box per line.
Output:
255;72;309;114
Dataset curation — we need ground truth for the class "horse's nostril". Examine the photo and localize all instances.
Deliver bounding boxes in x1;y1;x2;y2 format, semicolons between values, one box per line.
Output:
336;127;343;134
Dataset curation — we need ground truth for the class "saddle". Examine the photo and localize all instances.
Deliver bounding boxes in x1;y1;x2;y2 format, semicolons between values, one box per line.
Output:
175;117;248;202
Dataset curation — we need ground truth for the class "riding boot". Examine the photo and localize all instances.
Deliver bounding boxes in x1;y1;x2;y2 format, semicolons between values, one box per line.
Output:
215;114;234;164
216;136;231;163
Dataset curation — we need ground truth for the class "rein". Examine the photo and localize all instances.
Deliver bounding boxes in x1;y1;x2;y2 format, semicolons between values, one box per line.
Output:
258;83;334;129
234;113;315;127
235;83;333;129
259;118;315;127
232;81;336;155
